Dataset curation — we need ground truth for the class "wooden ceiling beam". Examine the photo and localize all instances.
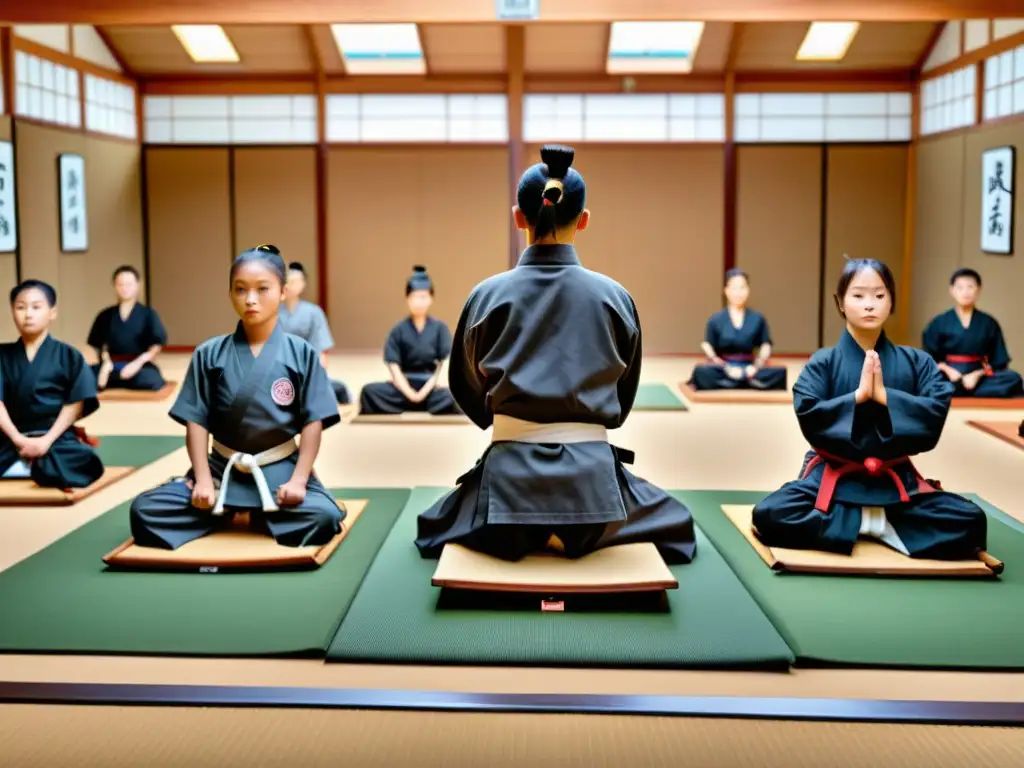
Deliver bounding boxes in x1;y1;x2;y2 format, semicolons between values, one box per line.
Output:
303;24;325;78
2;0;1012;24
93;25;136;78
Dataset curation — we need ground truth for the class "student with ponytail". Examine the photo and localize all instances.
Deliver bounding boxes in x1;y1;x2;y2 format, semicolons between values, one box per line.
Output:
415;145;697;565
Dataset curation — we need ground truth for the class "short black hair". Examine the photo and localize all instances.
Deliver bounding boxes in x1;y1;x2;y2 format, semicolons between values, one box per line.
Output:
724;268;749;286
288;262;305;274
950;268;982;286
112;265;139;281
10;279;57;307
517;145;586;242
406;265;433;296
833;258;897;316
230;244;286;286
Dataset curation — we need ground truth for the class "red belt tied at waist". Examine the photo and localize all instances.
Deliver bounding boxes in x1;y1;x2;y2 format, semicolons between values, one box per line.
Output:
109;354;136;363
720;353;754;363
945;355;993;375
801;449;937;513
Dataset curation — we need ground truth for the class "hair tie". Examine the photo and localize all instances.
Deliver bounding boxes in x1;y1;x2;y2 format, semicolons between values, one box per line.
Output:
542;178;565;204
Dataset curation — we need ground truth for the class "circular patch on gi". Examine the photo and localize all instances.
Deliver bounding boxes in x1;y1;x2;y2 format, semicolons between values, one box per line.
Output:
271;377;295;407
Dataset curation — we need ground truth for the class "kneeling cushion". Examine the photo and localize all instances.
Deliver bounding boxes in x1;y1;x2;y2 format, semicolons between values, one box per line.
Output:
102;498;364;571
724;504;1003;577
98;382;177;402
678;382;792;405
951;397;1024;409
432;542;679;594
0;467;135;506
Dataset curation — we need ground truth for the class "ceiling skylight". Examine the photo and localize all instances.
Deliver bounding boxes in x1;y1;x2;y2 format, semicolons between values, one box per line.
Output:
606;21;705;74
796;22;860;61
171;25;240;63
331;23;426;75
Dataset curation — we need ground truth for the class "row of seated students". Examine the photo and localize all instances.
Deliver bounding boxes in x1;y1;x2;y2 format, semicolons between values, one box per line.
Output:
0;145;1019;567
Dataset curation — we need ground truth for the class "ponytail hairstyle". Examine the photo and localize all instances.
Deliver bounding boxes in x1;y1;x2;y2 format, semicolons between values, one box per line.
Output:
516;145;586;241
406;265;434;296
229;244;287;286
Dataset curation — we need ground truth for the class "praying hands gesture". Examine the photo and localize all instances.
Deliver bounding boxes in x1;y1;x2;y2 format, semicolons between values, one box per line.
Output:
855;350;888;405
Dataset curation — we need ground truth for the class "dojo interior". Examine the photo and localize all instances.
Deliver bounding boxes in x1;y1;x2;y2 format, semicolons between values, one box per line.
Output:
2;4;1024;764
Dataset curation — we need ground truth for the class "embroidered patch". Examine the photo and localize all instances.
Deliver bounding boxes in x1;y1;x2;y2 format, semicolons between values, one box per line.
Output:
271;377;295;407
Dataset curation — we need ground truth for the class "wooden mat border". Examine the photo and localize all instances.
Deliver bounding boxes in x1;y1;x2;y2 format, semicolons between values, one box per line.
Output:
1;681;1022;726
722;505;1003;577
98;382;178;402
677;383;793;405
0;466;136;507
968;420;1024;452
101;498;364;571
951;397;1024;409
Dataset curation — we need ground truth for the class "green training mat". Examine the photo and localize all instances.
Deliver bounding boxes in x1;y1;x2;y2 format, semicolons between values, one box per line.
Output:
327;486;793;669
0;488;409;657
681;490;1024;670
95;435;185;468
633;383;688;411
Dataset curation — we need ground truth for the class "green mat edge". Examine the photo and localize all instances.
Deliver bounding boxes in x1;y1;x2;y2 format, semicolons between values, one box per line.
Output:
315;486;412;651
634;383;688;411
0;486;411;659
327;485;796;670
675;488;1024;670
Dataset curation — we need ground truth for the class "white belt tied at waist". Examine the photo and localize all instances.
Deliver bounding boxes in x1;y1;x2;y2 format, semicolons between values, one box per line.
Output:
210;439;297;516
491;415;608;444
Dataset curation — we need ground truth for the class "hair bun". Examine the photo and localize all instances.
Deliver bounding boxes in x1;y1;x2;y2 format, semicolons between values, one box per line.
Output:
256;244;281;255
288;261;304;271
412;265;427;273
540;145;575;179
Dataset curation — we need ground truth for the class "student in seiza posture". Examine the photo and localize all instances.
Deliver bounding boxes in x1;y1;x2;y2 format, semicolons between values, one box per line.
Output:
415;145;696;565
88;265;169;392
129;245;345;550
358;265;460;415
689;268;787;391
0;280;104;489
752;259;987;561
922;268;1023;399
279;260;351;404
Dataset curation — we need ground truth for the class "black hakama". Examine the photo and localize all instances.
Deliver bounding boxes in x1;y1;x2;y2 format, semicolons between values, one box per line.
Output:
414;244;696;565
752;330;987;560
129;323;344;550
922;308;1024;398
359;316;460;415
0;337;104;489
689;309;787;391
87;303;168;391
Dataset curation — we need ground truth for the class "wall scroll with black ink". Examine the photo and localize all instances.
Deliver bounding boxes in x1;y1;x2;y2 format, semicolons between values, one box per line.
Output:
0;141;17;254
58;153;88;253
981;146;1015;256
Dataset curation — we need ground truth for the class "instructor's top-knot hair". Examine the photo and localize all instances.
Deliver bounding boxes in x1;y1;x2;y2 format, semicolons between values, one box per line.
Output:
230;243;287;286
406;265;434;296
517;145;586;241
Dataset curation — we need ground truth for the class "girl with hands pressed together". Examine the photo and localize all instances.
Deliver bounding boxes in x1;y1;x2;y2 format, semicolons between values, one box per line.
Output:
751;259;987;561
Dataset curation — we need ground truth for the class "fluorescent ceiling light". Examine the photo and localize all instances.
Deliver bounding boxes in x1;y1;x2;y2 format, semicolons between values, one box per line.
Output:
796;22;860;61
606;21;705;74
331;23;426;75
171;25;240;63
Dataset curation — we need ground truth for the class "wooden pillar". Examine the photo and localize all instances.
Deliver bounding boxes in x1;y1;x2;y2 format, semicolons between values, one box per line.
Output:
0;27;14;116
506;24;525;268
897;84;920;345
722;71;737;276
305;25;330;312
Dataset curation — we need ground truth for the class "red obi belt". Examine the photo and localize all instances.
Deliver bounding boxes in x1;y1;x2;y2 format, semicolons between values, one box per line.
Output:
945;355;993;375
801;449;937;513
109;354;136;363
720;353;754;363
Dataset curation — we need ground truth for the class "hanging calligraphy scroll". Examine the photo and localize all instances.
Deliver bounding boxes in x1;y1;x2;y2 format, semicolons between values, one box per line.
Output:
58;153;88;253
980;146;1014;256
0;141;17;254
